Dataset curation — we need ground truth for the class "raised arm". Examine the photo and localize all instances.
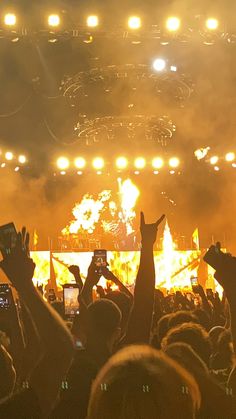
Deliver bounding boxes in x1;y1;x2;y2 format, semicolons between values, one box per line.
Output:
125;212;165;344
0;229;74;418
102;267;133;300
80;257;101;306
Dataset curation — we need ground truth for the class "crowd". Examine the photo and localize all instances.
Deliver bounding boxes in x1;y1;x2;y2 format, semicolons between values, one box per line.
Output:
0;213;235;418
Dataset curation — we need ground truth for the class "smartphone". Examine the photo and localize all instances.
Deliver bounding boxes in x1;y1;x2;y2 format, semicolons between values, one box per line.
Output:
0;284;12;309
63;284;80;318
94;249;107;275
0;223;17;258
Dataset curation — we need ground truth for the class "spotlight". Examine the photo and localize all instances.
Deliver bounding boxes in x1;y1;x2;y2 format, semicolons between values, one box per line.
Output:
87;15;99;27
74;157;86;169
214;166;220;171
4;13;16;26
134;157;146;169
92;157;104;170
128;16;141;30
5;152;13;161
18;155;26;164
170;66;177;72
48;14;60;27
14;166;20;172
152;157;164;169
206;18;219;30
116;157;128;169
225;152;235;162
153;58;166;72
57;157;69;170
166;16;180;32
210;156;219;165
170;170;175;175
232;163;236;168
60;171;66;175
169;157;180;168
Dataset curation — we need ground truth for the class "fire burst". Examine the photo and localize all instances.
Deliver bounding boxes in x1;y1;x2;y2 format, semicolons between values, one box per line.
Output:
62;178;140;238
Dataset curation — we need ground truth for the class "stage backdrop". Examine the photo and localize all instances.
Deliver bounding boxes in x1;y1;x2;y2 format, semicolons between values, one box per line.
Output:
29;250;220;293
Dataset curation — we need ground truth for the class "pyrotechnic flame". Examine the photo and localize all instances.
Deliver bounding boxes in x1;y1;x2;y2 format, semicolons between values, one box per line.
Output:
62;179;139;237
162;220;175;289
62;190;111;235
118;178;140;235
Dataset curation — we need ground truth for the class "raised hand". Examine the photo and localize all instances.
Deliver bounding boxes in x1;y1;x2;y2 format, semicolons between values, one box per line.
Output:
87;256;101;286
0;228;35;291
140;212;165;246
68;265;80;277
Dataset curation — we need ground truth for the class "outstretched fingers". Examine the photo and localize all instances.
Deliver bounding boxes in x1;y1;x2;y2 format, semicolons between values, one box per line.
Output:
156;214;165;227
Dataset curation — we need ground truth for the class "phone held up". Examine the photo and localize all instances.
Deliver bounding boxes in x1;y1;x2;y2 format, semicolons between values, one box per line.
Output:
0;222;17;258
94;249;107;275
63;284;80;319
0;284;13;310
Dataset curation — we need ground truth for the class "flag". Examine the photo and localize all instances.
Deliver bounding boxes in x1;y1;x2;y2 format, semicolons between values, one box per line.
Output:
192;228;200;250
33;229;38;250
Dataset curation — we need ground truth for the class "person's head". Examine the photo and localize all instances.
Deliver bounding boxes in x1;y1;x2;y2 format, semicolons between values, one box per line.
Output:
165;343;234;419
105;291;132;335
156;313;173;344
86;299;121;350
209;326;225;352
168;311;199;330
162;322;212;366
0;344;16;400
193;308;211;331
210;329;234;370
88;345;200;419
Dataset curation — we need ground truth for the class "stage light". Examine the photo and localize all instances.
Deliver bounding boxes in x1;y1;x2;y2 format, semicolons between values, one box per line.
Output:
116;157;128;169
214;166;220;171
128;16;141;30
18;155;26;164
232;163;236;168
5;152;13;161
166;17;180;32
92;157;104;170
87;15;99;27
4;13;16;26
153;171;159;175
225;152;235;162
152;157;164;169
170;170;175;175
134;157;146;169
57;157;69;170
74;157;86;169
210;156;219;165
169;157;180;168
60;171;66;175
1;163;6;168
206;18;219;30
14;166;19;172
153;59;166;72
170;66;177;72
48;14;60;27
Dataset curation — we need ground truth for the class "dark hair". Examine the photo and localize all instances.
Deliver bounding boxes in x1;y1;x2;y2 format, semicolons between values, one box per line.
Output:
87;299;121;340
193;308;211;331
162;322;212;366
105;291;132;332
88;345;200;419
168;311;199;330
156;314;173;343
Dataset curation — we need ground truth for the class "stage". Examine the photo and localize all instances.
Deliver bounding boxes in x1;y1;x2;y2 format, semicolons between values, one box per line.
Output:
28;249;219;293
